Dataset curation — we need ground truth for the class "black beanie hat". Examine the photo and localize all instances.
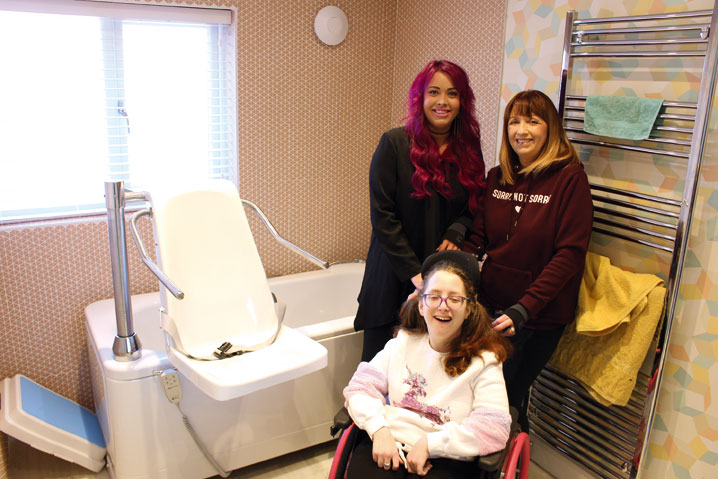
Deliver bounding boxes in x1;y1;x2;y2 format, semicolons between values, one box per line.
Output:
420;251;480;287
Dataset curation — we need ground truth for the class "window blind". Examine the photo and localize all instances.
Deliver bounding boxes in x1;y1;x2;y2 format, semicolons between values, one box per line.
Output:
0;0;236;221
0;0;232;24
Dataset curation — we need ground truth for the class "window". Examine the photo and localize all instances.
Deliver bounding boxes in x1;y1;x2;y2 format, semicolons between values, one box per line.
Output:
0;1;236;221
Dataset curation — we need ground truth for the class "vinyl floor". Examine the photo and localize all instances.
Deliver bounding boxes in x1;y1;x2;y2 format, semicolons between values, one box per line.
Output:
6;435;555;479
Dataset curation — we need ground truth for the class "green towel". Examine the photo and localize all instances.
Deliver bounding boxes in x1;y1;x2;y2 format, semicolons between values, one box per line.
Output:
583;95;663;141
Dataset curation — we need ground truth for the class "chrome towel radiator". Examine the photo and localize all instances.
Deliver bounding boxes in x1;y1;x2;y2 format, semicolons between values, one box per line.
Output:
529;6;718;479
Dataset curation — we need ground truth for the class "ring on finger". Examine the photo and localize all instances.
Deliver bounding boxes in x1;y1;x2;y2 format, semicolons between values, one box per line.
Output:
383;462;391;468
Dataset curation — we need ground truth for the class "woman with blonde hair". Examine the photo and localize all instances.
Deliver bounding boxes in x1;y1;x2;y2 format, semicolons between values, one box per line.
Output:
463;89;593;431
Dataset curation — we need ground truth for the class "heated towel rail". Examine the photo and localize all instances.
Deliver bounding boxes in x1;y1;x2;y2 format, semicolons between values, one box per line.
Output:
528;6;718;479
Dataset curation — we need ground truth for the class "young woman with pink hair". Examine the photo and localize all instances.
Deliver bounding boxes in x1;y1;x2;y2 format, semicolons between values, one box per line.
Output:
355;60;487;362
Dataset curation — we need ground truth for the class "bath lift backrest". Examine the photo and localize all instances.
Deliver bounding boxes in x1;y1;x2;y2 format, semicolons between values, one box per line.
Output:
146;179;327;401
151;180;279;359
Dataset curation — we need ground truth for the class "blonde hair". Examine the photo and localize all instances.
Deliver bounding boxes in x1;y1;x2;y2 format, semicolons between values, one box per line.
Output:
498;90;579;185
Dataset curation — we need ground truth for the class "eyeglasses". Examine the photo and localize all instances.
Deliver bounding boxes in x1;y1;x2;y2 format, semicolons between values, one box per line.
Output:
419;294;469;310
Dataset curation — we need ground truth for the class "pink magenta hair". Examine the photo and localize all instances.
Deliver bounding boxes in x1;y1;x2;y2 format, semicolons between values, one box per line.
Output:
404;60;486;214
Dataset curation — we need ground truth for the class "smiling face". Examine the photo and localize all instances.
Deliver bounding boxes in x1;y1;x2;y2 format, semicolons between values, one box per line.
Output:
418;269;468;353
422;71;460;134
507;112;548;167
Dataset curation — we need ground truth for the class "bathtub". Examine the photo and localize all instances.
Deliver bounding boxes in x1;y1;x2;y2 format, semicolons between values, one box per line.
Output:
85;261;364;479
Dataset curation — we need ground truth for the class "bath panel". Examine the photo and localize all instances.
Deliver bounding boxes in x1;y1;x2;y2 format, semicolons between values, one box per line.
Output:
85;262;364;479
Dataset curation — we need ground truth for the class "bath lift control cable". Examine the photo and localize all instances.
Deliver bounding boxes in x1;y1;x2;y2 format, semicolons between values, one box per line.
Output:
160;370;230;478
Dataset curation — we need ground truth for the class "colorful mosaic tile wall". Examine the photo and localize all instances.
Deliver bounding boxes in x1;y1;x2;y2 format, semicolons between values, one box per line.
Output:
501;0;717;477
0;0;508;475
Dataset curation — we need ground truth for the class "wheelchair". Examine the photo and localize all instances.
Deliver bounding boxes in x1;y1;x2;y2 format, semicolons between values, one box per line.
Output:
328;406;530;478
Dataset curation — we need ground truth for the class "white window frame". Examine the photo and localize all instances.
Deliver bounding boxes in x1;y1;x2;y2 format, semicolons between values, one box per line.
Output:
0;0;237;224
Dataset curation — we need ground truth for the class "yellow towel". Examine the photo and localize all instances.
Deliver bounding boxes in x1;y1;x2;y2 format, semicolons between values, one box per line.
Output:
549;253;665;406
576;252;663;336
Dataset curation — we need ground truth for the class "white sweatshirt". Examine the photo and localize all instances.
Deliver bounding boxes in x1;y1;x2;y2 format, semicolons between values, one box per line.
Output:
344;330;511;461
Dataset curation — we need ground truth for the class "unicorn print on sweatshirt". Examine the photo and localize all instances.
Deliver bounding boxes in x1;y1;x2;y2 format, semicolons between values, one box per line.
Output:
393;366;450;425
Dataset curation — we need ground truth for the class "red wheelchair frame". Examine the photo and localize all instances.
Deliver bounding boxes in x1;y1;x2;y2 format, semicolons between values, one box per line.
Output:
328;407;530;478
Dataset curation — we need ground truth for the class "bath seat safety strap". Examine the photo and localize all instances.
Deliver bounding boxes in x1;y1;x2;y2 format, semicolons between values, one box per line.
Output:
161;302;286;361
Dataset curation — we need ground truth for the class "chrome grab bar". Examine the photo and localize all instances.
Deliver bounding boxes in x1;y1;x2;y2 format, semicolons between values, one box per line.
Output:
127;200;329;296
241;199;329;270
104;181;143;361
128;209;184;299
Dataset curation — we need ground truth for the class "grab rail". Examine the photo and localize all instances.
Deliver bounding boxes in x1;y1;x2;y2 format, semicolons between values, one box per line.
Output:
128;209;184;299
104;181;144;362
241;199;330;270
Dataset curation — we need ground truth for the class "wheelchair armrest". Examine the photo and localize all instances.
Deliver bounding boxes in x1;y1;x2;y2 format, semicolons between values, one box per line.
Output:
330;407;353;437
476;450;503;472
477;406;521;472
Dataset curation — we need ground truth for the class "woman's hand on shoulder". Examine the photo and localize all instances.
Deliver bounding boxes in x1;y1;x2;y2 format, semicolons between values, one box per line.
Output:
371;427;403;471
407;273;423;301
436;239;460;251
405;435;432;476
492;314;516;336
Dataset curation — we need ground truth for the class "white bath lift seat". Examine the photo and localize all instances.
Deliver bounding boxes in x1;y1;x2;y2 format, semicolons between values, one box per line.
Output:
148;179;327;401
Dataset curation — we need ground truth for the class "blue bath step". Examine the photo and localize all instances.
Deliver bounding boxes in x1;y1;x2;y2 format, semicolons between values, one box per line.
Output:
0;374;106;472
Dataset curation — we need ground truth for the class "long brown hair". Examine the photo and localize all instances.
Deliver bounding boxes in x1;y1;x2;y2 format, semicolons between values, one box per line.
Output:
498;90;579;185
398;261;512;376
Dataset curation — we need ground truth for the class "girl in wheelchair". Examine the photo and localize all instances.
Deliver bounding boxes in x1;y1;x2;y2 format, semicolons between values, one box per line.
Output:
343;250;513;478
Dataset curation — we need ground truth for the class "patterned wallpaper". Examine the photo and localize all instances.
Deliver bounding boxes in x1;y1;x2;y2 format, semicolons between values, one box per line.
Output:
7;1;716;477
392;0;507;169
0;0;508;476
234;0;395;275
501;0;717;478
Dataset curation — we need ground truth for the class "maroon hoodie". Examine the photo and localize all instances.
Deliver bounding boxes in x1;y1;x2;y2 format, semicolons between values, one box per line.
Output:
464;162;593;330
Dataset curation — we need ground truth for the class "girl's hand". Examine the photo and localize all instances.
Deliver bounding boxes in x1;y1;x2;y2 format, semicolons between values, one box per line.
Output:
405;435;432;476
436;239;460;251
491;314;516;336
371;427;402;471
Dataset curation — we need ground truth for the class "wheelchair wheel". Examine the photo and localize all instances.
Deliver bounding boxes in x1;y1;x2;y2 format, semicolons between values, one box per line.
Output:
502;431;530;479
328;423;358;479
